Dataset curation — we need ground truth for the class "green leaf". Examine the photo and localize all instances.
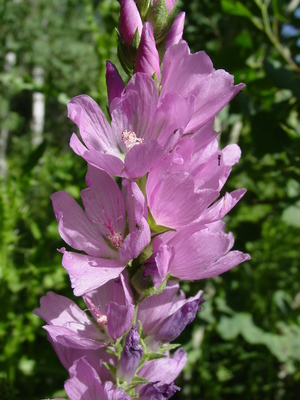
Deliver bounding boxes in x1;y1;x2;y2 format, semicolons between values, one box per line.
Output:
282;201;300;228
221;0;253;18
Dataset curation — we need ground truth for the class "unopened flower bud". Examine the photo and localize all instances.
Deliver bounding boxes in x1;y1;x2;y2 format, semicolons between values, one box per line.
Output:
106;61;125;109
165;11;185;48
119;0;143;46
135;22;160;80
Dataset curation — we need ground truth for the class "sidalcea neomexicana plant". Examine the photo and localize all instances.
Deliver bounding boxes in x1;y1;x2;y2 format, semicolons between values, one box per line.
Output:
35;1;250;398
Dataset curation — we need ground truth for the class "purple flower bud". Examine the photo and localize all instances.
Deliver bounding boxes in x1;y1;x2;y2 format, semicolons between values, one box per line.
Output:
135;22;160;80
165;12;185;49
119;0;143;46
139;382;180;399
117;326;143;382
106;61;125;109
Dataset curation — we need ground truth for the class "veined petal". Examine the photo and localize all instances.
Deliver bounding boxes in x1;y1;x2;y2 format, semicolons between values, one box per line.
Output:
199;189;247;224
61;250;126;296
51;191;115;258
138;348;187;385
43;325;104;350
70;133;124;177
164;227;240;279
82;168;126;238
161;41;213;99
193;250;251;280
121;181;151;260
111;73;159;147
65;358;104;400
184;70;245;132
68;94;119;155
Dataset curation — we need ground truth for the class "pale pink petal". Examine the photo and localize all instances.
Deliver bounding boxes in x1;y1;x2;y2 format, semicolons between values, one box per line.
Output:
61;250;126;296
51;191;115;258
67;95;119;155
65;358;104;400
193;250;251;280
121;181;151;260
138;348;187;385
81;169;126;237
199;189;247;224
70;133;124;177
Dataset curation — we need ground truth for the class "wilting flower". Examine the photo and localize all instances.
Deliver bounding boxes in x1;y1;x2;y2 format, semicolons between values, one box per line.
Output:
116;326;143;382
138;281;204;349
51;166;150;295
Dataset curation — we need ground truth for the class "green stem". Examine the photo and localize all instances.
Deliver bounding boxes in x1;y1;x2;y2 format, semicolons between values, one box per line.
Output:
253;0;300;72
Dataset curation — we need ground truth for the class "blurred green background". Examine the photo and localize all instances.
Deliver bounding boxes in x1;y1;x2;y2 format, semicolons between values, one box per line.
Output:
1;0;300;399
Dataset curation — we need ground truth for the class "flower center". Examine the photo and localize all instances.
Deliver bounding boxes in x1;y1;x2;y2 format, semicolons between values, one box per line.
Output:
106;231;123;249
84;296;108;329
122;129;144;151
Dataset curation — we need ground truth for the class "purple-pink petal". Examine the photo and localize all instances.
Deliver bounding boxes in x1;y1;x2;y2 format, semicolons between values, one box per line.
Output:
68;94;119;155
165;12;185;48
64;358;104;400
119;0;143;46
51;191;115;258
135;22;160;80
106;61;125;109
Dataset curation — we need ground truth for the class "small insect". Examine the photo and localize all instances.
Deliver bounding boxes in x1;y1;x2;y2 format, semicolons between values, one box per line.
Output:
218;154;222;166
136;223;141;230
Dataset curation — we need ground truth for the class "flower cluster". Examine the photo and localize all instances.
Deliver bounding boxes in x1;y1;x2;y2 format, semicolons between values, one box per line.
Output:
34;1;250;398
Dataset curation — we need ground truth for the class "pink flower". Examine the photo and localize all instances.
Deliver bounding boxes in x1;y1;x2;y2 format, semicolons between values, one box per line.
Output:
148;221;250;284
146;120;246;229
33;273;135;347
51;166;150;295
68;74;194;179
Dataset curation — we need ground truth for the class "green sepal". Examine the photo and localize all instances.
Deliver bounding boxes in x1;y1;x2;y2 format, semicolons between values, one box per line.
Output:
148;210;175;235
136;0;153;21
126;376;151;391
147;0;179;45
102;362;117;377
160;342;181;351
131;264;154;296
117;28;140;77
145;351;168;361
131;262;171;297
